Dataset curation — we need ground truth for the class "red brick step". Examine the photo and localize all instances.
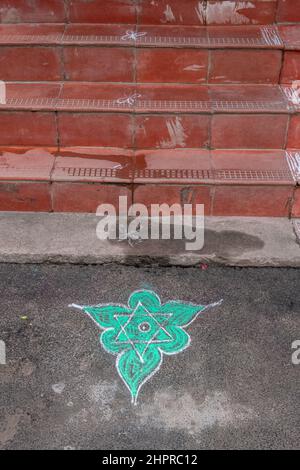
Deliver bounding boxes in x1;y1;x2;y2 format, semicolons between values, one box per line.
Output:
0;23;297;84
1;1;299;26
0;147;299;217
1;0;299;221
0;82;298;150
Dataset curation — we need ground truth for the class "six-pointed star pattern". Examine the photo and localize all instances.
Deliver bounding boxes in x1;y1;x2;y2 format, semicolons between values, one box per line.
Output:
114;302;173;362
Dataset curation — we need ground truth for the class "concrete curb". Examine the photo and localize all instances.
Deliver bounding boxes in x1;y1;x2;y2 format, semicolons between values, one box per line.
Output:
0;213;299;267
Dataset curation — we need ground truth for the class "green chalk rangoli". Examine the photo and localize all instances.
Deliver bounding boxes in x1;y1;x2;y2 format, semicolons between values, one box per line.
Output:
70;290;222;405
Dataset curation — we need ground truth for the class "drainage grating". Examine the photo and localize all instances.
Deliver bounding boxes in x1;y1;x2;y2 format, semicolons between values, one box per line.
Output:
135;35;277;47
55;99;124;109
212;169;292;181
0;26;283;48
1;93;293;113
0;34;64;43
4;97;58;107
133;169;211;179
63;34;130;44
135;100;211;111
60;167;119;178
59;167;293;182
211;99;288;112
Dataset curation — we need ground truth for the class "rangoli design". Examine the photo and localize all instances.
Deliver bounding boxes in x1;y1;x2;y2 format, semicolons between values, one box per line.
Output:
70;290;222;404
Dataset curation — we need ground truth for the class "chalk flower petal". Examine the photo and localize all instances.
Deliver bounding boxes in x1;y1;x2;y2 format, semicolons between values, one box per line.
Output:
84;305;131;329
158;326;190;355
128;290;161;311
117;345;162;405
160;301;206;326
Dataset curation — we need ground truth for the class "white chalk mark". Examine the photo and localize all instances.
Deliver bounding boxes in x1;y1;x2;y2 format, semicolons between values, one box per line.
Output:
203;299;224;311
52;382;65;394
161;117;188;149
0;81;6;105
286;152;300;181
163;4;176;23
138;391;257;431
195;1;206;23
121;31;147;41
0;340;6;365
69;303;84;310
261;27;282;47
207;1;256;25
116;94;141;106
183;64;204;71
282;85;300;106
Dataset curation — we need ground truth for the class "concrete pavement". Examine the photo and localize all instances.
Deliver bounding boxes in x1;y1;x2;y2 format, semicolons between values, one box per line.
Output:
0;213;299;266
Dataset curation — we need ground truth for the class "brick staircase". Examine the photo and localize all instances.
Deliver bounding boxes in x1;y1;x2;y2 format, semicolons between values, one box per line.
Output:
0;0;299;216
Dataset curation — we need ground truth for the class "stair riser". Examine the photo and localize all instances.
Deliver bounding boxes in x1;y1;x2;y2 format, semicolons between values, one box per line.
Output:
0;111;297;150
0;46;288;84
0;182;52;212
133;184;294;217
139;0;277;26
288;116;300;149
293;190;300;217
0;181;295;217
0;181;133;213
277;0;300;24
2;1;297;25
281;51;300;84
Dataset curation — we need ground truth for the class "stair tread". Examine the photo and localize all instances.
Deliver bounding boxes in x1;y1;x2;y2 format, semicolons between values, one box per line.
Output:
0;146;298;216
0;23;289;49
0;24;295;86
0;147;298;185
0;147;56;181
1;82;298;113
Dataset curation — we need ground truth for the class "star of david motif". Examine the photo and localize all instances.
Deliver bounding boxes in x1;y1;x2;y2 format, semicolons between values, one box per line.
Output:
114;302;173;362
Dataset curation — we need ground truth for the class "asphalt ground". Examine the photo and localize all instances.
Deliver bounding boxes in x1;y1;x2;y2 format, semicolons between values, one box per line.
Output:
0;264;299;450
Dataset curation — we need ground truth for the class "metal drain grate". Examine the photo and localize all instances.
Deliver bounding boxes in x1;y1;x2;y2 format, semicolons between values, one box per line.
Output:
63;34;127;44
61;167;118;178
213;169;292;181
59;167;293;182
0;26;283;48
135;100;211;111
0;34;64;43
133;169;211;179
5;97;58;107
1;93;292;113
